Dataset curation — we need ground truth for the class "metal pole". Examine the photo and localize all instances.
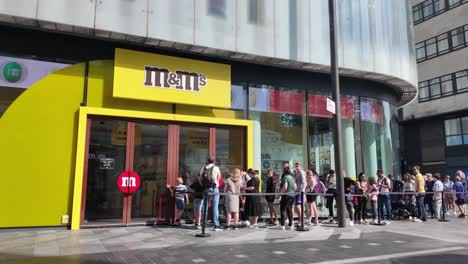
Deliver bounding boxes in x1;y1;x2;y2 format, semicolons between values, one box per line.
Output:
328;0;346;228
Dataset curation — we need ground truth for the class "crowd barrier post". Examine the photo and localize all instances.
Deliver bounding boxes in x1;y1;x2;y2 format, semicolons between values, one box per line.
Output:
439;191;449;222
172;189;177;225
377;194;382;225
296;191;309;232
195;191;211;238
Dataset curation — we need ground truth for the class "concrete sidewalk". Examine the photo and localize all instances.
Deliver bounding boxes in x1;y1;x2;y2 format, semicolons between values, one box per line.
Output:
0;216;467;263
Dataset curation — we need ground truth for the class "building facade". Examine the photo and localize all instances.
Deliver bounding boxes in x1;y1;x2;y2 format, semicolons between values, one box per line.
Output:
0;0;416;229
401;0;468;175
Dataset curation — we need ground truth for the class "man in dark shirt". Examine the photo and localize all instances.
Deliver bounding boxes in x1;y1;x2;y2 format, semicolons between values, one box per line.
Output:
265;169;278;225
425;173;435;218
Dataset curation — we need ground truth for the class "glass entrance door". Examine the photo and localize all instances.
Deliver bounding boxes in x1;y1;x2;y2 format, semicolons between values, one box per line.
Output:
82;117;247;227
131;123;168;221
84;119;127;224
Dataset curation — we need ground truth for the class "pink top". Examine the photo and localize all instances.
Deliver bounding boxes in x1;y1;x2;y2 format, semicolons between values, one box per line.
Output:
369;183;379;201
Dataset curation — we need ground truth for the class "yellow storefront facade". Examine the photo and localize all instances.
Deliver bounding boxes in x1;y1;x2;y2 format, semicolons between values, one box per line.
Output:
0;49;253;230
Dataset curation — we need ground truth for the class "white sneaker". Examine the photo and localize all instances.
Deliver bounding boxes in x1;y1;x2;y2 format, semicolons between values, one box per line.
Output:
248;224;258;229
278;226;286;230
349;221;354;226
413;218;422;223
385;220;391;225
287;225;295;230
409;216;413;221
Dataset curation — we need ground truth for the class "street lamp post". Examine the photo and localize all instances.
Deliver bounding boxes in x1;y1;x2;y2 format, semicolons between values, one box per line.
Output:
328;0;346;228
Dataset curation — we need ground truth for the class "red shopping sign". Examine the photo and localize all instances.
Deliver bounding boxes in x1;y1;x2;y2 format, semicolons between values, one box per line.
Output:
116;171;141;194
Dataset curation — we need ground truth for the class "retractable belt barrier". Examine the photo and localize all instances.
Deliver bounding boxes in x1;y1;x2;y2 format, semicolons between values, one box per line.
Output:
171;189;468;237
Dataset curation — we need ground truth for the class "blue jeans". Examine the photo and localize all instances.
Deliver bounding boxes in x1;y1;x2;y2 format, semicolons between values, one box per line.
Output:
209;188;220;226
379;194;392;221
417;194;427;221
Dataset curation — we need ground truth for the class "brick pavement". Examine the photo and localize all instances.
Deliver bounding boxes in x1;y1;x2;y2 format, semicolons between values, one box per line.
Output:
0;216;468;264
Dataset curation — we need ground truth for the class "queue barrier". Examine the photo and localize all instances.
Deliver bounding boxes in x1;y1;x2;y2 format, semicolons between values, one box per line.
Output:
171;189;468;237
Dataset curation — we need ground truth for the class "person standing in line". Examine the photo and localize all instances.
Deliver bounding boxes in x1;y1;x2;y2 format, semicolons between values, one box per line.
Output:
278;167;297;230
223;168;242;230
239;169;251;226
305;170;319;226
402;173;417;221
443;175;455;215
432;173;444;220
425;173;435;218
377;169;392;225
356;172;369;224
413;166;427;222
453;176;466;218
368;177;379;225
344;176;356;226
326;170;337;223
189;175;204;229
169;177;189;226
293;162;307;223
244;169;262;229
455;170;466;189
265;169;279;225
199;157;223;231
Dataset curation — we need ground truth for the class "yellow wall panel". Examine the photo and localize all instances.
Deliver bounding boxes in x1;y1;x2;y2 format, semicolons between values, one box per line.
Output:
0;63;85;227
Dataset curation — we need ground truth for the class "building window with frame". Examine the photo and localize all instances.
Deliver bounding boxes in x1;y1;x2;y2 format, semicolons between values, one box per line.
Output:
445;118;463;146
440;75;454;95
451;27;466;49
419;81;430;102
437;33;450;54
416;24;468;63
456;70;468;92
462;117;468;144
413;4;423;23
416;42;426;61
429;78;441;98
413;0;466;24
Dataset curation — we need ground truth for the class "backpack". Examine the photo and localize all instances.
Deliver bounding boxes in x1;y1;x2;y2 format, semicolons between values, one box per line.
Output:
201;166;216;189
316;180;326;194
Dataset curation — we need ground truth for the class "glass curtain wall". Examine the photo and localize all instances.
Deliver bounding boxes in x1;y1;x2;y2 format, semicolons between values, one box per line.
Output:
308;94;358;179
248;85;306;190
360;98;394;178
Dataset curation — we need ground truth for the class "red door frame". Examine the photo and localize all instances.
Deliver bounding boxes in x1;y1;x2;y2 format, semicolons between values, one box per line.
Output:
80;118;243;228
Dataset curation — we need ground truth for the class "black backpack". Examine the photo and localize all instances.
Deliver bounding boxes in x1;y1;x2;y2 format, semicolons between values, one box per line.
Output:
201;166;216;189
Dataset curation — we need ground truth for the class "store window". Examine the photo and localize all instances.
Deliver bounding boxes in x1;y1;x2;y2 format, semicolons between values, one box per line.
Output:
248;85;305;189
0;56;69;118
360;99;393;177
308;93;358;179
216;126;246;179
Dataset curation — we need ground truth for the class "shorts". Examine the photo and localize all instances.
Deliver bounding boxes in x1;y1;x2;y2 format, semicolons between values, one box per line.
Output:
265;195;275;203
456;199;465;206
295;194;303;205
306;194;317;203
194;198;204;212
176;199;185;211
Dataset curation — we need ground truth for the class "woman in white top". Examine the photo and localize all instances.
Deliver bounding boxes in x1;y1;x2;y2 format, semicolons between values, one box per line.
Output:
402;173;417;220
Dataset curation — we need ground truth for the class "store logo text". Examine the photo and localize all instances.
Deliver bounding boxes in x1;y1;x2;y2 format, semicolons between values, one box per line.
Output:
144;66;207;92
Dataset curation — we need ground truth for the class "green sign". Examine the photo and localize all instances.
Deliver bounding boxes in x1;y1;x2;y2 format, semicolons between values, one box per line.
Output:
2;62;23;83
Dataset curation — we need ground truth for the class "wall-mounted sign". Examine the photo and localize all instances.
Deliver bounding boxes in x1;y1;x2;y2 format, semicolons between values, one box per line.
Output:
117;171;141;194
99;158;115;170
113;49;231;108
0;56;69;89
